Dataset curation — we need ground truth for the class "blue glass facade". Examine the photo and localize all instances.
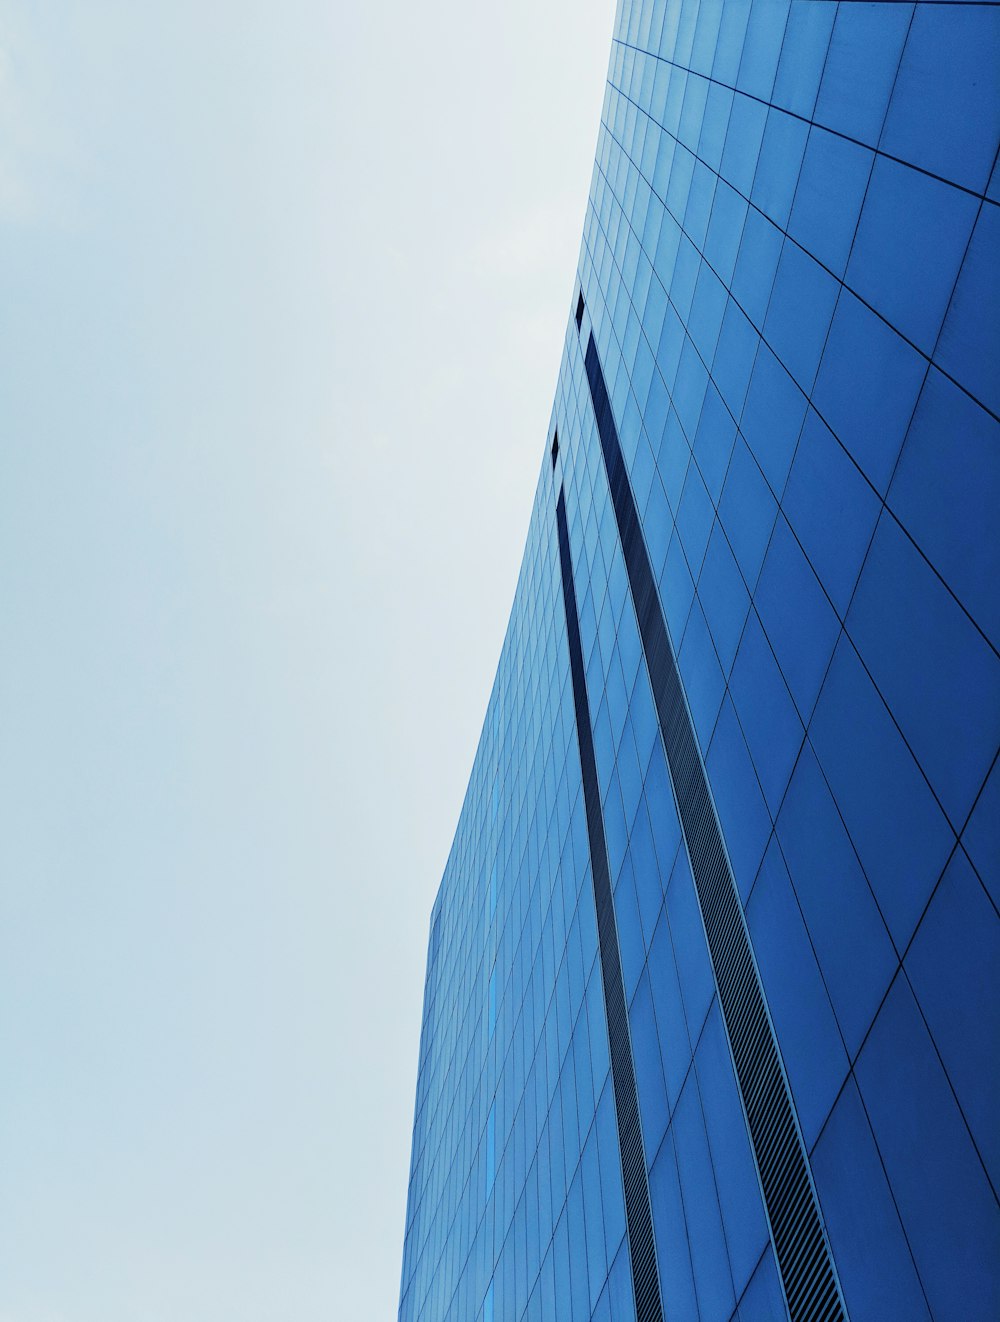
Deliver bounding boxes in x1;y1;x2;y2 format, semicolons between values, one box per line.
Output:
399;4;1000;1320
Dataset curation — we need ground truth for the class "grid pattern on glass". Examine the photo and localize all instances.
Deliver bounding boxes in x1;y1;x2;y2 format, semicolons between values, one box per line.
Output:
398;473;641;1322
562;1;999;1318
400;2;1000;1320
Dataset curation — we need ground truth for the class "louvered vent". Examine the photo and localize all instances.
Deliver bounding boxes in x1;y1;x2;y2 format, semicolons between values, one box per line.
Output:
555;489;664;1322
581;332;847;1322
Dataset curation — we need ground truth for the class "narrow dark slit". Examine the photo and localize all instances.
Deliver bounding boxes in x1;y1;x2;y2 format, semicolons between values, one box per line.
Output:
581;330;847;1322
555;487;664;1322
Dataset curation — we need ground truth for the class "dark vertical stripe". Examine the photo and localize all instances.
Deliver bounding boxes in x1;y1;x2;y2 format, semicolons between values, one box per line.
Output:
555;489;665;1322
581;331;847;1322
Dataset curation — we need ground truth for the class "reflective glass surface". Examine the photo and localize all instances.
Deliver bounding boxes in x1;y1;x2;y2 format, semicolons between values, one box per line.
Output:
399;5;1000;1320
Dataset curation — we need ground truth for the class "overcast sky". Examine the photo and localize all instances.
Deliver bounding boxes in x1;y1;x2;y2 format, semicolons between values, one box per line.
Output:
0;2;612;1317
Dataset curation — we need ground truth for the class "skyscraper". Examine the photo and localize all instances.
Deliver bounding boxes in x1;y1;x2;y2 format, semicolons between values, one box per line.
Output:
398;3;1000;1319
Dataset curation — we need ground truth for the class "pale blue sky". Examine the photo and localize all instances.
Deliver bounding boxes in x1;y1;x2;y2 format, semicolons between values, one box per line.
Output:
0;2;611;1317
